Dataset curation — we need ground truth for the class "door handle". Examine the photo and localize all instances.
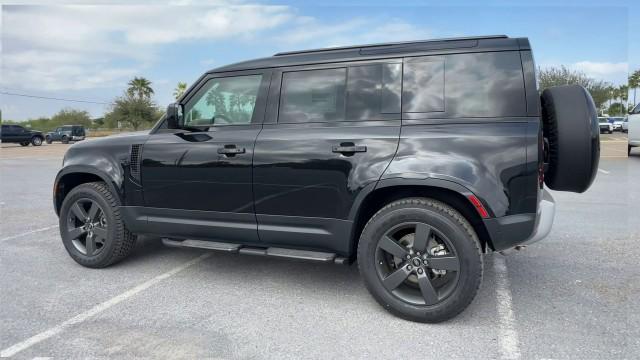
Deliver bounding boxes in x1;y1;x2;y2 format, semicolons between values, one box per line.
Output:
332;144;367;154
217;145;246;155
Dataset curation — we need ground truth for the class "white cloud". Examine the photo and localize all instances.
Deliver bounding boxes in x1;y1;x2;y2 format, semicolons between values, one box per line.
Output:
1;3;295;91
1;3;432;96
572;61;628;80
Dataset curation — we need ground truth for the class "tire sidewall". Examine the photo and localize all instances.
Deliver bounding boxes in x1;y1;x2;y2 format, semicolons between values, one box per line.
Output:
45;136;52;144
31;136;43;146
59;184;119;267
62;136;69;144
358;200;482;322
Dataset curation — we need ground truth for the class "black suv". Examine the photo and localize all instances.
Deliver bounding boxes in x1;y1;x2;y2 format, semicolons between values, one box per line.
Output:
53;36;599;322
1;124;45;146
46;125;86;144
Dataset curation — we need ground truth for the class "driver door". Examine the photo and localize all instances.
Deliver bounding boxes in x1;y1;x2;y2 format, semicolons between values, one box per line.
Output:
140;70;270;243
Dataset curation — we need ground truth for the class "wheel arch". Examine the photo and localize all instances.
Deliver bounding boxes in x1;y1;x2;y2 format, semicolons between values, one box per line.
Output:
348;179;494;259
54;166;121;216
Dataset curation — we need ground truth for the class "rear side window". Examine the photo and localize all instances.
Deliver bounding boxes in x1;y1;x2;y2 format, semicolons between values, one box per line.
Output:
402;52;526;118
280;68;346;123
278;63;402;124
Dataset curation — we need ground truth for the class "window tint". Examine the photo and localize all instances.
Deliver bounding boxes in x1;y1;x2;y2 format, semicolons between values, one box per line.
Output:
633;103;640;114
402;52;526;118
279;64;401;123
184;74;262;126
402;58;445;113
445;52;525;117
280;68;346;123
346;63;402;120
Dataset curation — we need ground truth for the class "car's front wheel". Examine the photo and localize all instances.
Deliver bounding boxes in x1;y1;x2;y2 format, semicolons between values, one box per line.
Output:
45;136;52;144
59;182;137;268
358;198;483;323
31;136;43;146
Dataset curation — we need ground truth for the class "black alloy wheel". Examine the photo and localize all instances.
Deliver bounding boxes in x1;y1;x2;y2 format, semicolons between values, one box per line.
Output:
358;198;483;323
66;198;109;257
376;222;460;306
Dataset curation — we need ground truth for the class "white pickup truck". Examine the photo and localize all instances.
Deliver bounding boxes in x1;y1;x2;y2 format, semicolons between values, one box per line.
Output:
629;103;640;155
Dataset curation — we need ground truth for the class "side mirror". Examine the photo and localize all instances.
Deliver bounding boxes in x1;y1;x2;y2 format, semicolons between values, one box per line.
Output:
166;103;183;129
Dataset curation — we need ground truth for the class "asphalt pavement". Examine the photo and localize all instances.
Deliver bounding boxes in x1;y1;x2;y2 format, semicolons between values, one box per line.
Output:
0;140;638;359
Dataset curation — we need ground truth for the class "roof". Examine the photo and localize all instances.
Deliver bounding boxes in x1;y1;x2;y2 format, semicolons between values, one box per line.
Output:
209;35;530;73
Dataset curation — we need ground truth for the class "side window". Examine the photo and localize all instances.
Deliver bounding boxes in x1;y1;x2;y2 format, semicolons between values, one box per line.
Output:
13;125;25;133
402;58;445;113
184;74;262;126
346;63;402;120
278;63;401;124
279;68;346;123
402;52;526;118
633;103;640;114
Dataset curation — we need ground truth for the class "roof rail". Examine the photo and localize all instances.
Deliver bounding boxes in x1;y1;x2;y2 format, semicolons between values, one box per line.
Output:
273;35;508;56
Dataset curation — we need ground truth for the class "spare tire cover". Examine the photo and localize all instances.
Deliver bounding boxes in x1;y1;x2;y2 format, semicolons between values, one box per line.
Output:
540;85;599;193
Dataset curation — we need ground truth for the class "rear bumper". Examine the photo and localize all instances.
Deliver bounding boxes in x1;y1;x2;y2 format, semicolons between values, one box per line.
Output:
482;189;556;251
522;189;555;245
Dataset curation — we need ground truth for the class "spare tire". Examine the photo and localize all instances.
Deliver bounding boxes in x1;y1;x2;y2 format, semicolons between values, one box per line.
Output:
540;85;599;193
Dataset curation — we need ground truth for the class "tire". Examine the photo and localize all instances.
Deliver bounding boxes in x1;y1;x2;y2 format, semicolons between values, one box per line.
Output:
45;136;52;144
20;141;29;147
540;85;599;193
61;136;69;144
59;182;137;268
31;136;43;146
357;198;483;323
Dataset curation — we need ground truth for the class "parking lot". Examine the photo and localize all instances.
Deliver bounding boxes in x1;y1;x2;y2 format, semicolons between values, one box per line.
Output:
1;138;638;359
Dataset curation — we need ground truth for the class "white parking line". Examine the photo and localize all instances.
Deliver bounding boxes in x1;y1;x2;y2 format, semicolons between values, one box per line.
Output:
0;225;59;243
493;256;521;360
598;168;610;174
0;252;212;358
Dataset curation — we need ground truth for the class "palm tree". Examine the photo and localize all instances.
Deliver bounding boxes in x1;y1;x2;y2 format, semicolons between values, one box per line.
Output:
127;77;154;99
629;70;640;106
173;82;188;100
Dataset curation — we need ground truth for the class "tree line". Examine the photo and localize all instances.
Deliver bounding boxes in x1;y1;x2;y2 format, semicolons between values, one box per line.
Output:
538;66;639;116
4;67;640;132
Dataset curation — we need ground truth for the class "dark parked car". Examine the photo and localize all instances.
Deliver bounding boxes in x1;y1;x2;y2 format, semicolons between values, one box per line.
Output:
46;125;86;144
53;35;599;322
0;124;44;146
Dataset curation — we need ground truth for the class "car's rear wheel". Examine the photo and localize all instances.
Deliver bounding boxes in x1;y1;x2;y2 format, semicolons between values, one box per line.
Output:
31;136;43;146
45;136;52;144
20;141;29;146
61;135;69;144
358;198;483;323
59;182;137;268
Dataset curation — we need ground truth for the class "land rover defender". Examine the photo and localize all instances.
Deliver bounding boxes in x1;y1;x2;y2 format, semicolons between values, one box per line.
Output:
53;35;599;322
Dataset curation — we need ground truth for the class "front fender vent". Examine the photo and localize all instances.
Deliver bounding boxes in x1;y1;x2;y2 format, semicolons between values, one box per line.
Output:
130;144;143;184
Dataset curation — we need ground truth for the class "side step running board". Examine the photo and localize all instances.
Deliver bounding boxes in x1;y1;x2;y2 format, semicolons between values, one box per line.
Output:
161;238;349;265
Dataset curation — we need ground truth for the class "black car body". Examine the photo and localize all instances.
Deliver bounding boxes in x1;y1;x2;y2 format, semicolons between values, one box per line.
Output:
46;125;86;144
53;35;599;322
0;124;44;146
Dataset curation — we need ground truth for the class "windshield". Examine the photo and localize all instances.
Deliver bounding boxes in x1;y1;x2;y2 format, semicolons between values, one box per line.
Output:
633;103;640;114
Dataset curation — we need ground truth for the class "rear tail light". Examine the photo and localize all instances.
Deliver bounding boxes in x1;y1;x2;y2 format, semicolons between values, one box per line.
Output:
467;195;489;218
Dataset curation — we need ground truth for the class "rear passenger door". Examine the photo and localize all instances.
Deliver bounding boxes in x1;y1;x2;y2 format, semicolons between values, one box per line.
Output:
253;61;402;255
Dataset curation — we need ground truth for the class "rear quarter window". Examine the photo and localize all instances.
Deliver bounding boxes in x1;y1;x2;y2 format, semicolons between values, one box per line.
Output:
402;51;527;119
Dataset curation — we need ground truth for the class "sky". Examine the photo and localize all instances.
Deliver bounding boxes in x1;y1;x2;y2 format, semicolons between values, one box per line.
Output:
1;0;637;121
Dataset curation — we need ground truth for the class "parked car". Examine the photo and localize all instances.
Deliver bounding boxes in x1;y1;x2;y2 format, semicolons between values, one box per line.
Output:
621;117;628;133
609;117;625;131
45;125;86;144
53;35;599;323
0;124;44;146
629;104;640;155
599;117;613;133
